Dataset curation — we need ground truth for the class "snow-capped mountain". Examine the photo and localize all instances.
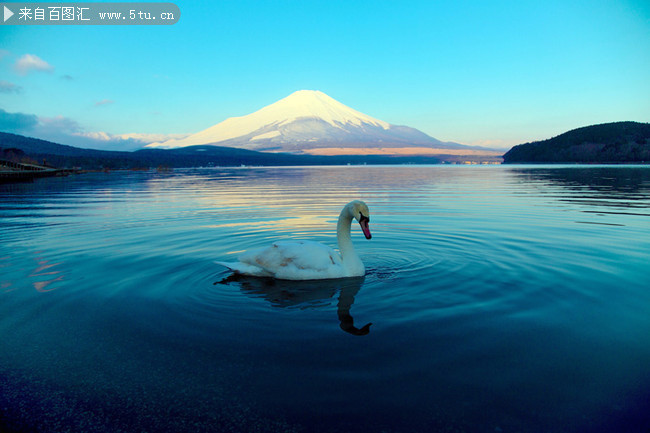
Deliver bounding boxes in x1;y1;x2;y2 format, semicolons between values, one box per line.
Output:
148;90;466;154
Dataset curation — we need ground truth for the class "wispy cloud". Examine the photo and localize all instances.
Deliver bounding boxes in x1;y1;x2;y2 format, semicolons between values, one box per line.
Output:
94;99;114;107
61;74;74;81
0;80;23;94
13;54;54;76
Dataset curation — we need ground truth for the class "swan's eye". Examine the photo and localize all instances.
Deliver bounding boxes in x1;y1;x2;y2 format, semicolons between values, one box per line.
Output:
359;212;369;223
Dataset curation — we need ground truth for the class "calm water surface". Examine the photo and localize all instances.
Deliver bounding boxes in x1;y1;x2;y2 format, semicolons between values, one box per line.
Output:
1;165;649;433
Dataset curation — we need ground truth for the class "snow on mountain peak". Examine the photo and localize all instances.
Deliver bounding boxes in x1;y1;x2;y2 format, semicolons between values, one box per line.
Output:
149;90;392;148
271;90;391;130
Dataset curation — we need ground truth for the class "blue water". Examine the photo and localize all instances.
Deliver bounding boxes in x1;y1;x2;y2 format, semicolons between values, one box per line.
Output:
1;165;649;433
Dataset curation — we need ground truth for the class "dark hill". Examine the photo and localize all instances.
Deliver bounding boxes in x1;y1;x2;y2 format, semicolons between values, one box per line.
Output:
0;132;442;169
0;132;118;157
503;122;650;163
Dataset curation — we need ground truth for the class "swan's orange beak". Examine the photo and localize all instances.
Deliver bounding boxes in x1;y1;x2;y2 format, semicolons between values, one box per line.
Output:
359;214;372;239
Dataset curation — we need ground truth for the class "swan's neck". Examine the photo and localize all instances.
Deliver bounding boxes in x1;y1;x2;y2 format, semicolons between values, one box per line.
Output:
337;207;363;274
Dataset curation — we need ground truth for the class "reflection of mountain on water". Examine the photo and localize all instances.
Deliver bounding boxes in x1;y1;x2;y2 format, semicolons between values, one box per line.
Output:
513;167;650;212
217;275;372;336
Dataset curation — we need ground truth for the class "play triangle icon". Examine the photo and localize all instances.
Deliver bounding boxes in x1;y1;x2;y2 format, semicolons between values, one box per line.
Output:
4;6;14;22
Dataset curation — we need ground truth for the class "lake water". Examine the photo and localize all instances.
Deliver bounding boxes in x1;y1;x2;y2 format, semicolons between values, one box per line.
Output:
1;165;649;433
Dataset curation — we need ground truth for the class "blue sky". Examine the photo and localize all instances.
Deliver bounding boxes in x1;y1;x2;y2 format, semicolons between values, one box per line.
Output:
1;0;649;150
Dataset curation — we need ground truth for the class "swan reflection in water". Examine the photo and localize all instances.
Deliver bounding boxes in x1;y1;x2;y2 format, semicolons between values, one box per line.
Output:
216;275;372;336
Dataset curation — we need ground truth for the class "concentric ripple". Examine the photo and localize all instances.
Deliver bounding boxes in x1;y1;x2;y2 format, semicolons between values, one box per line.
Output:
1;166;649;433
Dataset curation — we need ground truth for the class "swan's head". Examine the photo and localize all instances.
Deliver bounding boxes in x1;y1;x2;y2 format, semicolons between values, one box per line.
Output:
348;200;372;240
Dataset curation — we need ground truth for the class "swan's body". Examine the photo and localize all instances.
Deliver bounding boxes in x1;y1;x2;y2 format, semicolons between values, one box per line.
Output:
216;200;372;280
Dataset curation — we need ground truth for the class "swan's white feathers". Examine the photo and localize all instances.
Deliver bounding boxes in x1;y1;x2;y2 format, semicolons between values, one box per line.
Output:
236;241;344;280
216;200;370;280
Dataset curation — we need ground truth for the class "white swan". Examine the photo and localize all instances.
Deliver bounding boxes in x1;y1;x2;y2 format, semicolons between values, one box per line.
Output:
216;200;372;280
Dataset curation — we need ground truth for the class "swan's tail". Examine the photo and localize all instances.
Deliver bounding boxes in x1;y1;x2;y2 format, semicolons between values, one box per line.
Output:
215;261;273;277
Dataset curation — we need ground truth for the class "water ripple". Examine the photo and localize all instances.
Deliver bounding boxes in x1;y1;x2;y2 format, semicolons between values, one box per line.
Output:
1;166;650;433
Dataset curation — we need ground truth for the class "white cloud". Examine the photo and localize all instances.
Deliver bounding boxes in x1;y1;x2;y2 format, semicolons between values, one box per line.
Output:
74;131;189;143
114;132;190;142
49;125;190;150
71;131;190;150
13;54;55;76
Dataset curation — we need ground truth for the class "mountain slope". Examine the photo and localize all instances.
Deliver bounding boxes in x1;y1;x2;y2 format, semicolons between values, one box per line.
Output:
503;122;650;163
148;90;467;153
0;131;121;157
